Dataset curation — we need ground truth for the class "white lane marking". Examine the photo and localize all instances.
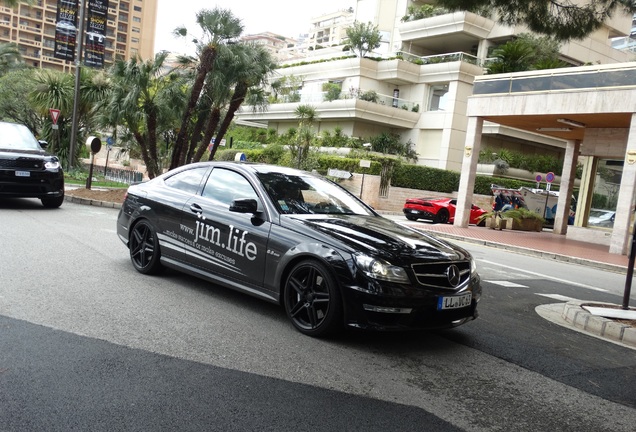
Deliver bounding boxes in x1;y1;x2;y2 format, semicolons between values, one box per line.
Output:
478;259;609;293
485;280;529;288
535;293;579;302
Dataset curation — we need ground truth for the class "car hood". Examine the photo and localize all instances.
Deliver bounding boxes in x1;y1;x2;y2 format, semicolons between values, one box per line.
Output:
0;148;50;158
286;214;469;262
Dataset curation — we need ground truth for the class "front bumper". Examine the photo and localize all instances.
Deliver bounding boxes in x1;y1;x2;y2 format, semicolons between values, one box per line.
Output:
0;170;64;199
342;275;481;331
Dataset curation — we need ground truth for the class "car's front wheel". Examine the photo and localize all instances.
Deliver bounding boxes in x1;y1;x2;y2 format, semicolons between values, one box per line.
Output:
283;259;343;337
41;194;64;208
129;220;162;275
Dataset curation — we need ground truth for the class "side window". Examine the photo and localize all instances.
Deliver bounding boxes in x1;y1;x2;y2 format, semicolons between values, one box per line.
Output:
163;167;208;194
202;168;257;206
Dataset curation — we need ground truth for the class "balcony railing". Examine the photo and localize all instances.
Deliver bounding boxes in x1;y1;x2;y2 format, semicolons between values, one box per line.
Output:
275;88;420;112
473;65;636;95
396;50;485;67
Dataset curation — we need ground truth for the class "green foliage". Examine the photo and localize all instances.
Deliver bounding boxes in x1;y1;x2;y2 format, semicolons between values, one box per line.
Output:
478;146;572;177
368;131;417;161
391;163;543;195
435;0;636;41
486;33;568;74
345;21;382;58
401;4;447;22
358;90;379;103
322;82;342;102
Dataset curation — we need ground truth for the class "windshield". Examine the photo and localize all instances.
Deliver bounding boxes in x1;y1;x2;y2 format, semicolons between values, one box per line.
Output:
257;171;375;216
0;123;43;151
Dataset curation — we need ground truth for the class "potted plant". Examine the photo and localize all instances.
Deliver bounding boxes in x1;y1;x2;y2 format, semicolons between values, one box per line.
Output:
479;207;545;231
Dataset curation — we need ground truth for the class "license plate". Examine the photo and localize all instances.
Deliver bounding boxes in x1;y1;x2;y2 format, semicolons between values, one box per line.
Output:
438;293;472;310
410;209;418;214
15;171;30;177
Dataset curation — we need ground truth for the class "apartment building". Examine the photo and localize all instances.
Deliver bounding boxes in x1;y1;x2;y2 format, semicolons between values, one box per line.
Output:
236;0;634;172
240;32;300;62
0;0;157;72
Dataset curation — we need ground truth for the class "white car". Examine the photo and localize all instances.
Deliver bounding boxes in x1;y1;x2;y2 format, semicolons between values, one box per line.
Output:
588;209;615;228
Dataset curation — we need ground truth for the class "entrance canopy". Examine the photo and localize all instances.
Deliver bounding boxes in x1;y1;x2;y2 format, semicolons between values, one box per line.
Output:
455;62;636;255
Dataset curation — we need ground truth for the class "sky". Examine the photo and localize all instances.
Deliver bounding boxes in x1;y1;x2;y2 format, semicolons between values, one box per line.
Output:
153;0;356;55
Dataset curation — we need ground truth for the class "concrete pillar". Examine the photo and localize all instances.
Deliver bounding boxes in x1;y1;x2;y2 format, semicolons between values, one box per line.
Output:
573;156;598;227
553;140;580;234
476;39;493;65
610;113;636;254
455;117;483;227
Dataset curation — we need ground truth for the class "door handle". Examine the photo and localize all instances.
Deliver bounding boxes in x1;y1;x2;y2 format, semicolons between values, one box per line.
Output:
190;203;203;214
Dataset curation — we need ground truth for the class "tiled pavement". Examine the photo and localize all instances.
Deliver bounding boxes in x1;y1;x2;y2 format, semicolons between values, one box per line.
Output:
401;221;630;273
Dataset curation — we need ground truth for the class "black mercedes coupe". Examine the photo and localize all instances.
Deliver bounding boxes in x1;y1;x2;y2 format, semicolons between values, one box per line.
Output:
117;162;481;337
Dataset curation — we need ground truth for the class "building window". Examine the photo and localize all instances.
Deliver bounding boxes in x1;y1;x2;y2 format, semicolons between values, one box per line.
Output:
428;83;449;111
132;27;140;33
133;17;141;23
134;6;142;12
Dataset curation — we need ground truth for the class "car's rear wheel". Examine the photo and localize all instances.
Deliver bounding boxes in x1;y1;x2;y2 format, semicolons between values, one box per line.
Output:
283;259;343;337
405;214;418;221
434;209;449;224
41;194;64;208
129;220;162;275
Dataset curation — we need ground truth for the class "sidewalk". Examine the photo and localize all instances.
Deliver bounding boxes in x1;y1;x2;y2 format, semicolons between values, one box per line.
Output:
401;220;630;273
395;218;636;350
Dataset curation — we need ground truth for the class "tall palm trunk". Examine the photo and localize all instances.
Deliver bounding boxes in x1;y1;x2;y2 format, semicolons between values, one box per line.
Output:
185;96;212;164
169;45;216;170
193;107;221;163
208;81;248;161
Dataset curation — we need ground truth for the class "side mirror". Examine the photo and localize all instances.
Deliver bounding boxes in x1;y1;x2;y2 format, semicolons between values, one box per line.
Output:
38;140;49;149
230;198;260;214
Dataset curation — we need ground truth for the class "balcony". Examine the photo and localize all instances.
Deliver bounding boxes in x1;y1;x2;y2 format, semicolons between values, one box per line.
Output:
237;94;420;130
398;11;495;54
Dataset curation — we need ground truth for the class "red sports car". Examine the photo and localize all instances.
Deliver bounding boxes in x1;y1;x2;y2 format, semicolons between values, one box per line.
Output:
403;197;487;225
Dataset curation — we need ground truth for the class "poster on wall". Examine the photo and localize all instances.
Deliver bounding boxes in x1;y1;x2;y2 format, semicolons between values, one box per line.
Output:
54;0;79;61
84;0;109;68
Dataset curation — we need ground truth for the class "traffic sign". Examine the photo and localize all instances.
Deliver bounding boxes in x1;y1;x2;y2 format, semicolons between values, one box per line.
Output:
49;108;61;125
546;172;555;183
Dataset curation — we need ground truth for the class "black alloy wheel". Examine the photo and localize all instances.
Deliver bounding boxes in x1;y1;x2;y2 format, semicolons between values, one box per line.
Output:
41;194;64;208
434;209;449;224
129;220;162;275
284;259;343;337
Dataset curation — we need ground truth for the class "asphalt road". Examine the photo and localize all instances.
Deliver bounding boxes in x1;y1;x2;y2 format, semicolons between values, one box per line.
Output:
1;198;635;431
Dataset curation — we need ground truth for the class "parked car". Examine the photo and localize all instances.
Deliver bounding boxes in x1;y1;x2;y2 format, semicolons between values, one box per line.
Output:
0;121;64;208
117;162;482;337
588;209;616;228
403;197;487;225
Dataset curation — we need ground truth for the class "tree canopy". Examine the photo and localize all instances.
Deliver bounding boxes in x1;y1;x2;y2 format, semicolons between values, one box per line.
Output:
346;21;382;57
435;0;636;40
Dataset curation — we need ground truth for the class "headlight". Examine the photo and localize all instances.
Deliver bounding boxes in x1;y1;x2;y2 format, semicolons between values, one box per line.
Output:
354;253;410;284
470;257;477;274
44;160;60;170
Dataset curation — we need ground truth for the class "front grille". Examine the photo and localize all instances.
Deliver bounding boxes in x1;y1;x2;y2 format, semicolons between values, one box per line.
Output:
411;261;471;290
0;158;44;170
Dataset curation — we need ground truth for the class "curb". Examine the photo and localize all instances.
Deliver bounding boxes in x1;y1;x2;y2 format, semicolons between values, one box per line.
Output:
64;194;122;210
562;301;636;348
415;230;628;274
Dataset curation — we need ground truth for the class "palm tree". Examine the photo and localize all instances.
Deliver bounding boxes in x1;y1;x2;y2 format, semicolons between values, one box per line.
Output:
292;105;317;169
99;52;185;178
204;43;276;161
29;68;109;166
169;7;244;170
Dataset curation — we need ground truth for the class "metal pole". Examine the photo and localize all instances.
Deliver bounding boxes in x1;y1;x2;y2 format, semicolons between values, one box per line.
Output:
68;0;88;172
622;218;636;309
